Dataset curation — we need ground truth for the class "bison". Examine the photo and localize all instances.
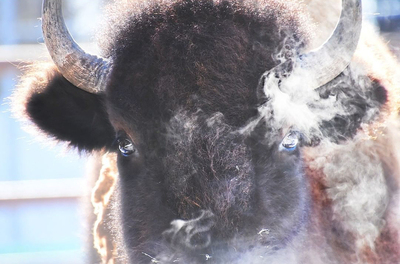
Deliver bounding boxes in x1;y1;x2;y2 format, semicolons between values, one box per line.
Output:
12;0;400;263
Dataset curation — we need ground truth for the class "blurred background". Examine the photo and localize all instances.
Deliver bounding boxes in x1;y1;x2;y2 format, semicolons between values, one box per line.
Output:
0;0;399;263
0;1;109;263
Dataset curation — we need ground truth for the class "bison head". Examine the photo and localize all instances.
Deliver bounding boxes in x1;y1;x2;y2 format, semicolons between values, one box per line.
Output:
13;0;400;263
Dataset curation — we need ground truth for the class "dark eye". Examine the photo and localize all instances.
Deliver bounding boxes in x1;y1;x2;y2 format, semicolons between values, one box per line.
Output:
117;137;136;157
280;131;299;151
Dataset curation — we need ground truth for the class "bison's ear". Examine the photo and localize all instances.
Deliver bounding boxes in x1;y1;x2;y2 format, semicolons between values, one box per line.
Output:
12;63;115;151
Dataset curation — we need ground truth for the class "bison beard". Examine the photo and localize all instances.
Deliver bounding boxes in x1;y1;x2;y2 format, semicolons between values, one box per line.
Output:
11;0;400;263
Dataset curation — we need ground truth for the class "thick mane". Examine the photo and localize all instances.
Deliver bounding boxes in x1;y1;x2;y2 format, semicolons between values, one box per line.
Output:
103;0;313;127
98;0;313;55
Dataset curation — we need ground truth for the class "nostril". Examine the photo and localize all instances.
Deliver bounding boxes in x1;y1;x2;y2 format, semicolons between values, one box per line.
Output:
189;231;211;249
162;210;215;250
198;217;214;229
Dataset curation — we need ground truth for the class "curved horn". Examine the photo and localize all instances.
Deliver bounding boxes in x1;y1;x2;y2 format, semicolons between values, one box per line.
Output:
42;0;112;93
297;0;362;89
261;0;362;94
